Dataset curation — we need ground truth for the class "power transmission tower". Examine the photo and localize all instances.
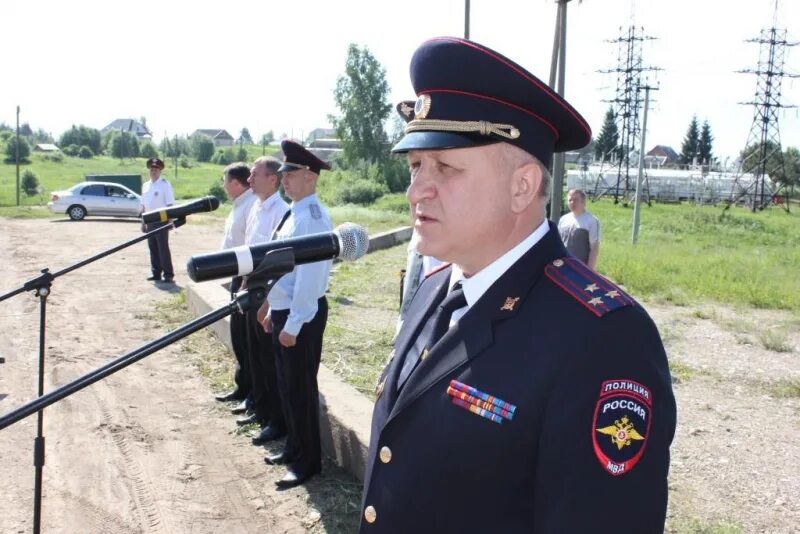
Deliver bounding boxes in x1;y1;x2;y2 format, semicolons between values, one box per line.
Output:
595;26;660;205
726;5;797;213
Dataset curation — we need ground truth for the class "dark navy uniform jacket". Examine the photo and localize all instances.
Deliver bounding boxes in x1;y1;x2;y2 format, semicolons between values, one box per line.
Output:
359;223;676;533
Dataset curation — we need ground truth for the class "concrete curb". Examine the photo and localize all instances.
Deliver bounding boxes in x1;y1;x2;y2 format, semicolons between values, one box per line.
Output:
185;225;411;482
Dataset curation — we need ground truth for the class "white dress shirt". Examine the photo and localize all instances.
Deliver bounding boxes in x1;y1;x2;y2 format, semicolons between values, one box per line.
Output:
221;189;257;249
140;177;175;211
245;191;289;246
267;194;333;336
449;218;551;324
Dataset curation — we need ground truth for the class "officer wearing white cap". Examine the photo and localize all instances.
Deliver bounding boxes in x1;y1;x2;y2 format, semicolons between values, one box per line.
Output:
359;37;676;532
140;158;175;283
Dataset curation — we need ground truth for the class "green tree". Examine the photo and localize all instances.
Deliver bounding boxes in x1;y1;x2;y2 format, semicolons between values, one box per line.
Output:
59;125;102;155
782;146;800;188
594;106;619;161
109;131;140;160
738;141;798;187
4;137;30;163
78;145;94;159
330;43;392;166
239;128;254;144
679;116;700;165
21;169;39;196
191;134;215;162
260;131;274;145
698;120;714;165
140;142;158;159
160;135;190;158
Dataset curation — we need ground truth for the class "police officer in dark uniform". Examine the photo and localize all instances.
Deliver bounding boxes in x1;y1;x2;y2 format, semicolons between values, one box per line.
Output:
259;140;333;489
359;37;676;532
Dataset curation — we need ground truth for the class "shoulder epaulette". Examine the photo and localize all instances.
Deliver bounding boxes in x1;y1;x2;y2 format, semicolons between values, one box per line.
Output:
544;257;635;317
424;262;451;279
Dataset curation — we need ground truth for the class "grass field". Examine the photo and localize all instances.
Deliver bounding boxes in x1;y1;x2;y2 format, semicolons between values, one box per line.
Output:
0;145;279;205
590;200;800;310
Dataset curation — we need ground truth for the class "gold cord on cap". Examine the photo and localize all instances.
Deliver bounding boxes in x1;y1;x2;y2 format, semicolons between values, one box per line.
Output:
405;119;521;140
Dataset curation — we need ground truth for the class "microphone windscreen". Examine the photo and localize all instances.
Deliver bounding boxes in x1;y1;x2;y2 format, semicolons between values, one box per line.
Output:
335;223;370;261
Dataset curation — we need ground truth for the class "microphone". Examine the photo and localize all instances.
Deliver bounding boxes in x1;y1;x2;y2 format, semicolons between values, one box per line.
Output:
141;196;220;223
186;222;369;282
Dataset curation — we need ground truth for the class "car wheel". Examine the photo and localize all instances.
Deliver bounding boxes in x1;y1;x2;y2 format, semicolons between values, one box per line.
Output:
67;205;87;221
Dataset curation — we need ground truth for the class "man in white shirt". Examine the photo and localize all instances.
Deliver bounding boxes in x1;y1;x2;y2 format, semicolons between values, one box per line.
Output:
140;158;175;283
215;163;258;407
240;157;291;446
558;188;601;269
258;140;333;489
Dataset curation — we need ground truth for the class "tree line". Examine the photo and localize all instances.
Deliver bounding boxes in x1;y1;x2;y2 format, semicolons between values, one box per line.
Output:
592;107;799;189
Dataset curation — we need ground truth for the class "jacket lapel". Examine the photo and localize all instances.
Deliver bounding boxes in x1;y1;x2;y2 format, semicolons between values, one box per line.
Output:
383;269;450;406
386;223;567;424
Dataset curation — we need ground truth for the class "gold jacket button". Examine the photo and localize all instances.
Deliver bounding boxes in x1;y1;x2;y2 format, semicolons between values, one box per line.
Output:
379;446;392;464
364;505;377;523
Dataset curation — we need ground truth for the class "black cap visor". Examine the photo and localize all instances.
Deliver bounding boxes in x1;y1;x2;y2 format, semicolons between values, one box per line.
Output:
391;131;500;154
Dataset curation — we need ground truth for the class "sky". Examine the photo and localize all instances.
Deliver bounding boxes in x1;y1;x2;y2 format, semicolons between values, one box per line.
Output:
3;0;799;162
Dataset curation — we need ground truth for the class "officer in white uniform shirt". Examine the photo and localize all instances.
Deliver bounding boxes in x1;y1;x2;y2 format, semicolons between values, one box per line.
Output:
215;163;258;407
242;157;291;447
140;158;175;283
259;140;332;489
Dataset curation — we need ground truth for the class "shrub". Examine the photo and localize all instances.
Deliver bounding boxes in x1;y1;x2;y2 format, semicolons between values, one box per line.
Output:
140;142;158;159
63;144;80;157
210;148;234;165
337;178;387;205
4;137;30;163
191;135;215;162
207;183;227;202
43;152;64;163
78;145;94;159
372;192;410;213
179;155;193;168
21;169;39;196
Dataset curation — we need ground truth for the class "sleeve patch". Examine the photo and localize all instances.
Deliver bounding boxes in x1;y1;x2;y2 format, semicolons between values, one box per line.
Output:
592;379;652;476
545;257;635;317
309;203;322;220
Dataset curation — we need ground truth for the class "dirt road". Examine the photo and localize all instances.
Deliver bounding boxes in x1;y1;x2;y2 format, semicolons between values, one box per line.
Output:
2;215;799;533
0;216;352;533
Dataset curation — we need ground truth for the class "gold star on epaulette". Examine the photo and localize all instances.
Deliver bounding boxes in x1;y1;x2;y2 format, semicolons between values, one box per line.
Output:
588;297;603;306
605;290;620;299
500;297;519;311
585;283;599;293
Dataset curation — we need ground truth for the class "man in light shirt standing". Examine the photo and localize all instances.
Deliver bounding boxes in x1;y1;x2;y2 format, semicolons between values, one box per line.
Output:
215;162;258;408
558;188;601;270
140;158;175;283
259;140;333;489
241;157;290;448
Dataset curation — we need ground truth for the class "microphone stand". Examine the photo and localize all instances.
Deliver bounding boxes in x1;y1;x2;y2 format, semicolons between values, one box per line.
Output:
0;218;185;534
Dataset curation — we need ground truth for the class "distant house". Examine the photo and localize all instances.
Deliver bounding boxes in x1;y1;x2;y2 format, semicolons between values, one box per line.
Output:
645;145;679;168
102;119;152;141
307;128;337;143
34;143;60;152
192;129;234;147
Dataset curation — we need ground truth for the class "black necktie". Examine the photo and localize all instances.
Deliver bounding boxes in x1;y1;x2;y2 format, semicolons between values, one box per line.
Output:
397;282;466;390
271;209;292;240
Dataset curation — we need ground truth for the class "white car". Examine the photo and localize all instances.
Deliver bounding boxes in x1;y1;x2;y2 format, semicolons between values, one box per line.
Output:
48;182;142;221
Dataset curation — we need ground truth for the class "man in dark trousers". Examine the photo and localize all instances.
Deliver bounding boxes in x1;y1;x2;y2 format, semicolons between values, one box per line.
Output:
259;140;333;489
140;158;175;283
359;37;676;532
215;162;257;406
242;157;290;443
